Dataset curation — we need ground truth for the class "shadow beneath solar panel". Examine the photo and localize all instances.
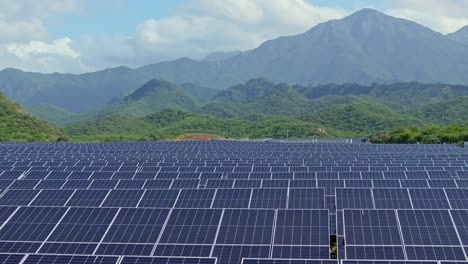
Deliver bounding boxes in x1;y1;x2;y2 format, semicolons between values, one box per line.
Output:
330;235;337;259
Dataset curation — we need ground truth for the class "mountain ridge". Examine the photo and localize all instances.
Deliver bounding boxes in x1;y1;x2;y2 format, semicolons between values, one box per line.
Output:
2;8;468;113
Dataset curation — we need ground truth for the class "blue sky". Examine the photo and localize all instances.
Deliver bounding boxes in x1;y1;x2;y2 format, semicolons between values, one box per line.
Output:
1;0;467;73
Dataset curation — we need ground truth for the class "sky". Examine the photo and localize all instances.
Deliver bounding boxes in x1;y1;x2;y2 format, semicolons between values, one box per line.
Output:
1;0;468;74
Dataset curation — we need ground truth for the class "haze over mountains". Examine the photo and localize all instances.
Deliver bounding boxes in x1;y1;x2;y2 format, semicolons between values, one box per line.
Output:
1;8;468;114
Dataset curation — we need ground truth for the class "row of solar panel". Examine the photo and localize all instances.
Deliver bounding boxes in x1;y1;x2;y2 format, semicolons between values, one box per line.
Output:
3;168;468;177
2;170;467;180
3;188;468;210
0;254;217;264
3;178;468;191
0;207;329;260
1;253;464;264
342;209;468;261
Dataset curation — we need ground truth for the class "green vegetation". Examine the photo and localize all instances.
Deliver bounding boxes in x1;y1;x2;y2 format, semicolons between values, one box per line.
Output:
0;93;66;142
3;77;468;143
65;109;349;141
301;102;422;134
371;126;468;144
22;103;76;125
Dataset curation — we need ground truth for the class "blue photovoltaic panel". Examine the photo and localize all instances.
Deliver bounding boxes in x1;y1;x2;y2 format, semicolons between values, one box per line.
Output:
345;246;405;260
342;261;436;264
159;209;222;244
344;210;402;246
0;190;39;206
23;255;118;264
272;245;330;259
47;207;118;243
0;207;67;241
115;180;146;189
138;189;179;208
405;246;466;260
39;242;97;255
101;190;144;207
449;210;468;245
153;244;212;257
212;189;251;208
212;245;270;264
175;189;215;208
372;189;412;209
336;188;373;209
242;260;338;264
121;256;216;264
0;206;17;225
445;189;468;209
34;180;65;189
397;210;460;246
0;253;25;263
409;189;451;209
216;209;275;244
288;188;325;209
65;189;109;207
95;243;153;256
30;190;74;206
88;179;119;189
143;179;172;189
61;179;92;189
250;188;287;209
274;210;329;246
102;208;169;243
8;180;39;189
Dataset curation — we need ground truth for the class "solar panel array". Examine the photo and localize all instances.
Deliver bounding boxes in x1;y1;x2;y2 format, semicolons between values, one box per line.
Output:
0;141;467;264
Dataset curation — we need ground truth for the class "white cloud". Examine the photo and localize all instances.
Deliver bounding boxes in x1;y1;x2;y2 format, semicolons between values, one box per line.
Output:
7;38;80;60
383;0;468;33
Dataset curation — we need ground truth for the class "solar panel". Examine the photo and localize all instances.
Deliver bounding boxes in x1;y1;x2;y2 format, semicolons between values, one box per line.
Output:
30;189;74;206
212;189;251;208
175;189;215;208
101;208;169;243
336;188;373;209
372;189;412;209
242;260;338;264
288;189;325;209
138;189;179;208
397;210;465;260
0;190;39;205
273;210;329;259
47;207;118;243
65;189;109;207
0;207;67;241
101;190;144;207
23;254;118;264
159;209;222;244
212;245;270;264
216;209;274;245
408;189;451;209
121;256;217;264
250;189;287;209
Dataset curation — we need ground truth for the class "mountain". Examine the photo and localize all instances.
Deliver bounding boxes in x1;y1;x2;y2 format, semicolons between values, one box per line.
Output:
65;109;346;141
202;51;242;61
448;26;468;45
0;66;151;112
57;79;198;125
2;9;468;113
139;8;468;87
0;93;65;141
412;96;468;125
300;102;421;134
179;83;219;104
22;104;76;125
